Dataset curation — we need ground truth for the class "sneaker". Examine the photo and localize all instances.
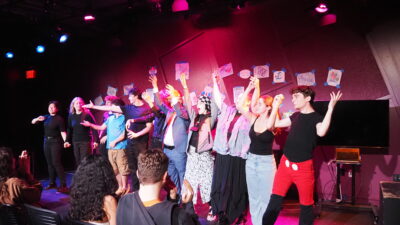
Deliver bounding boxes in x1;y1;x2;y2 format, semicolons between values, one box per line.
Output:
44;183;57;190
57;185;69;194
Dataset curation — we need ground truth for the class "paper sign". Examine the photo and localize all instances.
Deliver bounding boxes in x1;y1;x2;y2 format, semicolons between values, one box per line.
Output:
296;71;316;86
253;65;269;78
218;63;234;78
325;68;343;88
175;62;190;80
94;95;104;106
239;69;251;79
107;85;118;96
273;70;286;84
233;86;245;103
123;83;134;96
190;92;198;106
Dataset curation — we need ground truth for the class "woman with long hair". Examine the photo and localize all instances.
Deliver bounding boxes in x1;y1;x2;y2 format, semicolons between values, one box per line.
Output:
69;154;118;225
65;97;99;168
31;100;68;193
237;77;282;225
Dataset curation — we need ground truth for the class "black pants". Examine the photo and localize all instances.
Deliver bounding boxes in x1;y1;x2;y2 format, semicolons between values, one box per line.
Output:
126;139;148;191
73;141;91;168
262;194;314;225
210;154;248;224
43;138;66;186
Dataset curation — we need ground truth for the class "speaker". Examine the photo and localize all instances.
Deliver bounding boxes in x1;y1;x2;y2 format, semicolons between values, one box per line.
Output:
393;174;400;182
380;181;400;225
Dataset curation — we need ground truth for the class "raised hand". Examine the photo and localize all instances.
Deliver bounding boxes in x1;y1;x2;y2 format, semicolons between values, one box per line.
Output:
250;76;259;88
82;100;94;109
212;70;220;84
272;94;285;109
179;73;188;88
149;75;158;88
246;77;256;91
328;91;343;110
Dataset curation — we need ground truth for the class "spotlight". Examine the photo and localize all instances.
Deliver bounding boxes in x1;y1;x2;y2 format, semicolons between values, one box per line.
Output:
84;14;96;21
59;34;69;43
36;45;45;53
315;3;328;13
172;0;189;12
5;52;14;59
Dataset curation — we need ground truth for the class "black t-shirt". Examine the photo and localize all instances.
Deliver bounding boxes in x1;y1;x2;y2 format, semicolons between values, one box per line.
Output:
66;113;99;143
249;118;274;155
43;114;66;138
283;111;323;162
120;103;152;143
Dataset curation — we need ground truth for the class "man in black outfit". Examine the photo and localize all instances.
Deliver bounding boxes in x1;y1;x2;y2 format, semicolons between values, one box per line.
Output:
262;86;342;225
116;150;200;225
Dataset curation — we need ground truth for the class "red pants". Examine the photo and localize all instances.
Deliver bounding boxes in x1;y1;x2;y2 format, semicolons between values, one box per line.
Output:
272;155;315;205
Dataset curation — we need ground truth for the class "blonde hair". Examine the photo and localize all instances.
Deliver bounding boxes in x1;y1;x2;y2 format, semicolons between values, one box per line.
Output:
69;97;88;114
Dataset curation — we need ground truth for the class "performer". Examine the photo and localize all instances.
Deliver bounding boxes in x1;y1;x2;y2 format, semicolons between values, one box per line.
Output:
31;101;68;193
64;97;99;168
81;98;130;195
210;72;252;224
179;73;217;207
83;88;153;192
262;86;342;225
149;75;190;195
236;77;281;225
98;95;120;160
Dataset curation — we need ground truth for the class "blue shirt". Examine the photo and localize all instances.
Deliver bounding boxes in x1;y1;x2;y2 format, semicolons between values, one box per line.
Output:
105;114;127;150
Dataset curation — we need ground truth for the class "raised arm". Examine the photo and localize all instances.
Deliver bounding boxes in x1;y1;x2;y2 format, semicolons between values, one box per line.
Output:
212;71;223;110
83;101;123;113
166;84;189;120
237;79;256;122
266;94;284;130
179;73;194;118
250;77;260;112
149;75;170;114
316;91;342;137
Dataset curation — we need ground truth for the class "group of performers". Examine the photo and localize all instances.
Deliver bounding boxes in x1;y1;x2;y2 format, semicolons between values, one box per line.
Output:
31;71;342;225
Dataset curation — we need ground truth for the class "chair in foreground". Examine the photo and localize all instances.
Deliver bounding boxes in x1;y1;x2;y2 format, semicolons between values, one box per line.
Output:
0;204;26;225
24;203;62;225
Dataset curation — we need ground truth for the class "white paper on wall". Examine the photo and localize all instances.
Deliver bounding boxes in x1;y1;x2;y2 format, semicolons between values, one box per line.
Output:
94;95;104;106
218;63;234;78
296;71;316;86
107;85;118;96
325;67;343;88
175;61;190;80
123;83;134;96
253;65;270;78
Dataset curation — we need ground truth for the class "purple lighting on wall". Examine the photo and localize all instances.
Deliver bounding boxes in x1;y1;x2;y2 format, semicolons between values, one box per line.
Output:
315;3;328;13
172;0;189;12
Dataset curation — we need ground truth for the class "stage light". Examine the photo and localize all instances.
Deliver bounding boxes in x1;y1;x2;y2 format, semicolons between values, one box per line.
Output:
84;14;96;21
172;0;189;12
36;45;45;53
59;34;69;43
5;52;14;59
315;3;328;13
